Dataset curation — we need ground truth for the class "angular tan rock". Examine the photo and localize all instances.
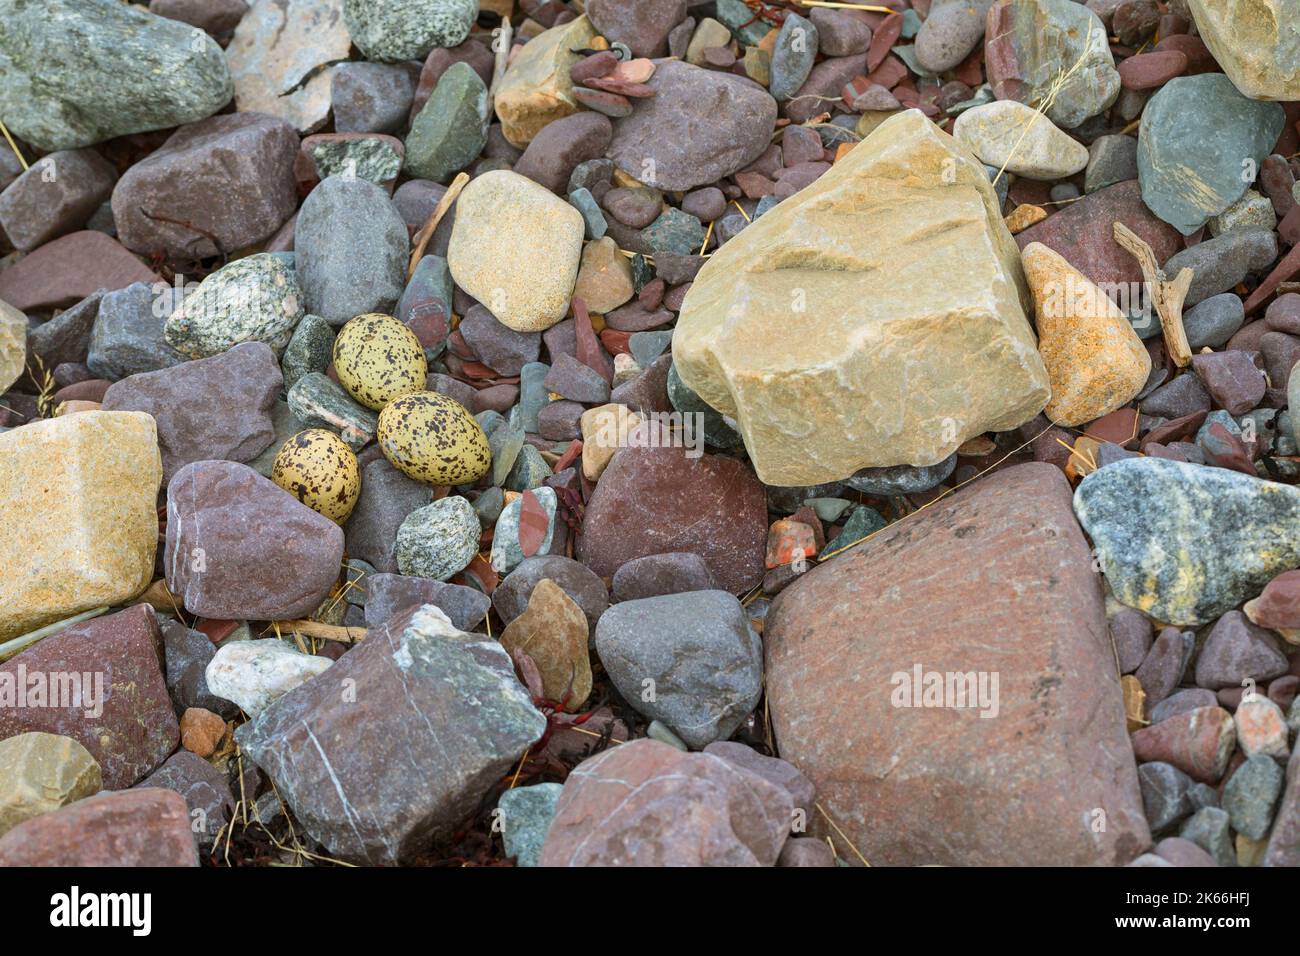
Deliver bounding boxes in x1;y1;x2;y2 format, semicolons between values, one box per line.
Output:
495;16;596;148
1021;242;1150;426
1188;0;1300;101
573;237;635;315
764;462;1150;865
580;403;641;480
672;109;1049;485
0;411;162;642
0;732;102;838
447;170;584;332
0;297;24;395
226;0;353;133
499;578;591;711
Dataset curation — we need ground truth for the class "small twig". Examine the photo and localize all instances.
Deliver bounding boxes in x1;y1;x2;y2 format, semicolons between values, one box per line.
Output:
408;172;469;280
138;207;227;264
274;619;367;644
0;118;28;170
1113;221;1193;367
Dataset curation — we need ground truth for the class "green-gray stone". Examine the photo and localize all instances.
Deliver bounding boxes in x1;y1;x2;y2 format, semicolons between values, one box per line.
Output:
344;0;478;63
1138;74;1285;235
287;372;378;450
769;13;819;101
403;62;489;184
519;362;551;433
164;254;304;359
640;208;705;256
667;363;743;450
490;423;525;487
0;0;233;151
1074;457;1300;626
823;505;888;555
490;486;556;575
497;782;562;868
310;138;403;186
804;497;852;522
1221;754;1283;841
568;187;607;240
281;314;336;392
505;443;552;492
629;330;672;367
473;486;505;529
716;0;771;46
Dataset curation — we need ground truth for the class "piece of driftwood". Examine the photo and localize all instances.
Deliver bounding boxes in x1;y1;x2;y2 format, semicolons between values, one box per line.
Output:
276;619;367;644
1113;221;1193;367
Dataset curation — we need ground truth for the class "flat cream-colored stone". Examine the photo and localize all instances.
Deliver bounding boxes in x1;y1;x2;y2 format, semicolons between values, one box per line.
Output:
0;732;101;837
495;15;596;147
447;170;584;332
498;578;590;711
580;403;641;480
953;100;1089;180
1021;242;1151;427
0;297;25;394
0;411;163;641
672;109;1049;486
686;18;733;66
226;0;352;134
573;237;635;314
1189;0;1300;101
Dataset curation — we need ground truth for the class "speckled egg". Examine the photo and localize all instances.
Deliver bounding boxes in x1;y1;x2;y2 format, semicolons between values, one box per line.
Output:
271;429;362;523
377;391;491;485
333;313;428;411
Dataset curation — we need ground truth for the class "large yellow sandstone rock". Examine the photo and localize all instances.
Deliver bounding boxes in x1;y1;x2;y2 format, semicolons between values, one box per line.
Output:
495;15;596;147
0;297;25;395
672;109;1050;486
0;411;163;641
1188;0;1300;101
1021;242;1151;427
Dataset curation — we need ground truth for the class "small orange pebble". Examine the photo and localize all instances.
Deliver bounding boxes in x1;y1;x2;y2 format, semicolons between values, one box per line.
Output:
180;707;227;758
1004;204;1048;234
590;35;610;51
765;519;817;570
834;142;855;163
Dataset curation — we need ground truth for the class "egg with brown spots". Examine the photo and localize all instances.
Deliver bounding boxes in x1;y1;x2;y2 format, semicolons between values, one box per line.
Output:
333;313;428;411
377;391;491;485
271;429;362;523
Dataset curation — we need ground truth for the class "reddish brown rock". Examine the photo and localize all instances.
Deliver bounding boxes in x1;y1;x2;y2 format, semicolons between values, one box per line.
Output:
577;439;767;594
1248;569;1300;628
1264;749;1300;866
539;739;794;866
0;789;198;867
102;341;282;483
1131;707;1236;783
112;112;299;259
764;462;1150;866
180;707;227;757
1014;181;1182;305
0;231;160;313
1117;50;1187;90
164;460;345;620
0;149;117;252
0;605;178;789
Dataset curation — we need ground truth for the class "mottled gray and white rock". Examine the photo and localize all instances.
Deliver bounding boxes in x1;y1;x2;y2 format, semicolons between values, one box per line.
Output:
164;254;304;358
595;590;763;749
87;282;186;381
235;604;545;864
287;372;378;449
394;496;481;582
1222;755;1283;841
296;176;409;325
608;60;778;192
206;639;332;717
281;314;336;391
344;0;478;62
1074;457;1300;625
0;0;233;151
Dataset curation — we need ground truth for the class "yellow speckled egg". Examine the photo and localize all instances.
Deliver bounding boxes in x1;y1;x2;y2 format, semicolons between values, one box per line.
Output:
333;313;428;411
377;391;491;485
271;429;362;523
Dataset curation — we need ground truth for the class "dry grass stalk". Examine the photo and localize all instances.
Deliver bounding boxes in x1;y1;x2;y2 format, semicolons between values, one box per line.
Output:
1112;221;1193;367
408;171;470;280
